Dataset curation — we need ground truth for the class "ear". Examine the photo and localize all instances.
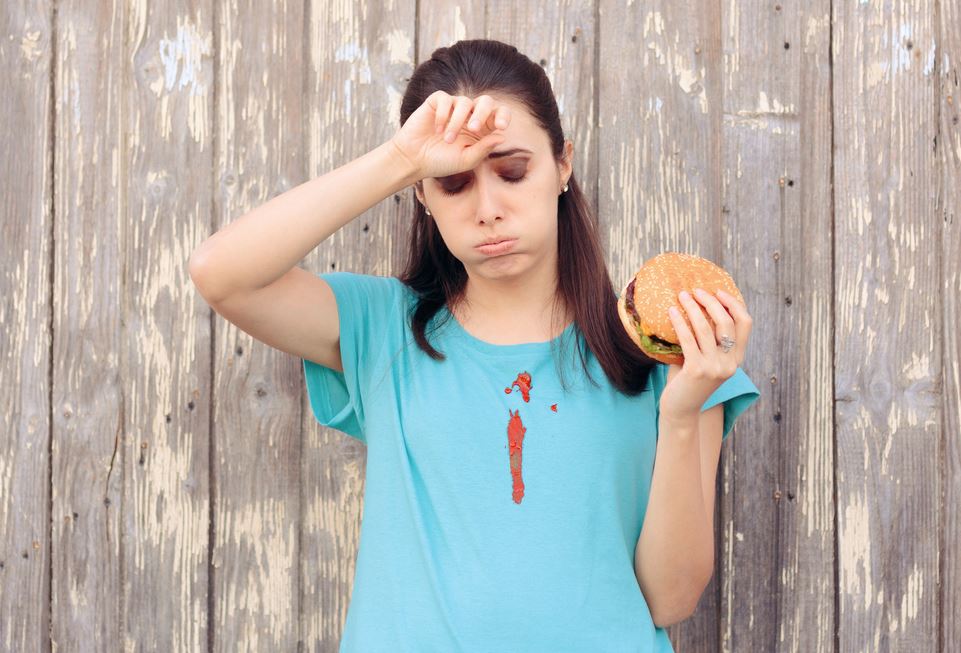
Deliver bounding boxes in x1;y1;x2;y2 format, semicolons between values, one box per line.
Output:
560;140;574;187
414;180;426;206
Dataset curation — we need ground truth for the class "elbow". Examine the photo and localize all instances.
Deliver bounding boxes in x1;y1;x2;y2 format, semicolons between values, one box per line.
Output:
650;592;702;628
188;245;213;284
188;249;223;304
648;568;714;628
188;248;207;285
651;603;696;629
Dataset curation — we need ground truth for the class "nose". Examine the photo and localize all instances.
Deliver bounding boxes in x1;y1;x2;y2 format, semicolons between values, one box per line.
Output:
474;172;504;225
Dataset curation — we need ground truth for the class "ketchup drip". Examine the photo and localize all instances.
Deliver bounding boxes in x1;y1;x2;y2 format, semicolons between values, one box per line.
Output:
504;371;532;402
502;371;555;503
507;409;526;504
502;372;535;503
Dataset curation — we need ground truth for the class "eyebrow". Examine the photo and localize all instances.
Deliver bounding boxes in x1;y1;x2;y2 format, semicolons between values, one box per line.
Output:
434;149;532;182
488;148;533;159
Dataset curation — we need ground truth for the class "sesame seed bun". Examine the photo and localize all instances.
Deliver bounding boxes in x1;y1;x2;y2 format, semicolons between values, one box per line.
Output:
617;252;744;366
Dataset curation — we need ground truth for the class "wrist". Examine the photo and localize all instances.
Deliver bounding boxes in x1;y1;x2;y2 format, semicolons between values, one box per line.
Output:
383;139;422;188
658;413;700;438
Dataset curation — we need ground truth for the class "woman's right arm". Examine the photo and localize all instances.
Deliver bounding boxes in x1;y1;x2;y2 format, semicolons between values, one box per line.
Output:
187;142;419;371
188;140;419;304
187;92;510;370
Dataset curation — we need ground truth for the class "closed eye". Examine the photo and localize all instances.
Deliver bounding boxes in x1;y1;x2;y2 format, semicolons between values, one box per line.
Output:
439;174;527;196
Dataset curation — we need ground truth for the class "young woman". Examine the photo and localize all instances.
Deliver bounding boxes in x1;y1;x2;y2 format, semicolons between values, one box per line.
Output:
190;38;759;653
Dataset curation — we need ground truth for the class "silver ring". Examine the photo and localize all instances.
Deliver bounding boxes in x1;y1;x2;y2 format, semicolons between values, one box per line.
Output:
719;334;736;353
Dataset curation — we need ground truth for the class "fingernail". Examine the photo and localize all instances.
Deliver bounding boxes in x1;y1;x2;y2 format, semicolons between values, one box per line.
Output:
679;290;690;301
669;307;679;317
468;120;479;130
445;131;455;142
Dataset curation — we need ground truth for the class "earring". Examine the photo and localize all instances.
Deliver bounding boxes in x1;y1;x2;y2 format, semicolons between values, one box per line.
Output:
425;207;431;216
563;184;569;192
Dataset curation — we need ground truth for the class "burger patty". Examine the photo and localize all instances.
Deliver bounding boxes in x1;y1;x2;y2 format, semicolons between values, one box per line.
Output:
625;277;637;317
624;277;678;348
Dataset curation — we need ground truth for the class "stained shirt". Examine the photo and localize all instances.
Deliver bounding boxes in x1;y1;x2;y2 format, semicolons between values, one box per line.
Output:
302;271;761;652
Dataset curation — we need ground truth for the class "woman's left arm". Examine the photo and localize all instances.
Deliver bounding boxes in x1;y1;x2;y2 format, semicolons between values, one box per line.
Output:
634;400;723;628
633;287;753;627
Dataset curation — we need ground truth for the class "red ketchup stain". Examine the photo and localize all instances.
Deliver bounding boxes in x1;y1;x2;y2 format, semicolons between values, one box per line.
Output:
507;409;526;504
502;372;557;502
504;371;533;402
503;371;535;504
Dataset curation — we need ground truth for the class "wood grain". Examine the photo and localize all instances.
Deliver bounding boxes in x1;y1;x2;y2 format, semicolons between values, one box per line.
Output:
123;1;215;651
213;1;305;650
834;1;942;651
2;3;53;653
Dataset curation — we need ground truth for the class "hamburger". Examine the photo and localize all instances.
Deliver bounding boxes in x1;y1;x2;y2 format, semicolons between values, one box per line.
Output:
616;252;745;365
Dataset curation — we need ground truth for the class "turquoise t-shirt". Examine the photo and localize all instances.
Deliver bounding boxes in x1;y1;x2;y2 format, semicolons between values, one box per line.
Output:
302;271;761;652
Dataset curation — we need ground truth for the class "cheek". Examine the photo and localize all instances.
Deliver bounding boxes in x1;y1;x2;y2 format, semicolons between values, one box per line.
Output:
430;219;469;253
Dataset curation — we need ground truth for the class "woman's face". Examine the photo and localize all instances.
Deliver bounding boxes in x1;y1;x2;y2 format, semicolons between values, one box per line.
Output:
415;94;573;282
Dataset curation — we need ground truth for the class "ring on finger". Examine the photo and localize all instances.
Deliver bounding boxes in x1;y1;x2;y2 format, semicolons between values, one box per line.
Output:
719;334;736;353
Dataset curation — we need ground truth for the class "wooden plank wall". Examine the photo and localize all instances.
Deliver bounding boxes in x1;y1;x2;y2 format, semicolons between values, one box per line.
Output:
1;1;957;651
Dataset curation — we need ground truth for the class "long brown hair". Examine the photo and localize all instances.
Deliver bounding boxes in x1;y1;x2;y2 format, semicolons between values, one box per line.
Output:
397;38;655;395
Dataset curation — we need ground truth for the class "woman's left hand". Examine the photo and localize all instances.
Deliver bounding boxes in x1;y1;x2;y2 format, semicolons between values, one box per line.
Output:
658;288;753;424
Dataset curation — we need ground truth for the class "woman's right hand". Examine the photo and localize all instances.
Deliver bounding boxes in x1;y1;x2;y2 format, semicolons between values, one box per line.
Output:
390;91;512;181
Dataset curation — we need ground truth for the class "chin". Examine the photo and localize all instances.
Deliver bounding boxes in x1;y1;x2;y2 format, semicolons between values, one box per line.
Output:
468;255;530;282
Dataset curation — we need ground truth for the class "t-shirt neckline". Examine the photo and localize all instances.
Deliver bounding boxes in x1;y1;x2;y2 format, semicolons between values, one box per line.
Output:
441;305;577;356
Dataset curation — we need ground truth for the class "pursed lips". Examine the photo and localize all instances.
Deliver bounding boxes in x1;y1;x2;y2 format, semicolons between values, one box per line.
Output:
477;237;515;247
474;239;518;257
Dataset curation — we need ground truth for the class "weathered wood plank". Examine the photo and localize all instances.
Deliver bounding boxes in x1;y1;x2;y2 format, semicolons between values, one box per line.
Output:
124;3;214;651
51;1;126;651
301;1;416;648
719;2;836;652
212;2;306;651
599;2;721;288
938;2;961;652
0;2;53;653
833;2;942;650
717;114;799;650
746;5;837;652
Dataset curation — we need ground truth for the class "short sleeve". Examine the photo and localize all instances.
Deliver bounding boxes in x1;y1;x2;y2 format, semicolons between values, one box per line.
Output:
650;363;761;442
301;271;401;443
702;366;761;441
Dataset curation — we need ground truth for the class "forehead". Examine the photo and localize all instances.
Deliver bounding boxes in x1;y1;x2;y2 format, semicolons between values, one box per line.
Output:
480;94;544;151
